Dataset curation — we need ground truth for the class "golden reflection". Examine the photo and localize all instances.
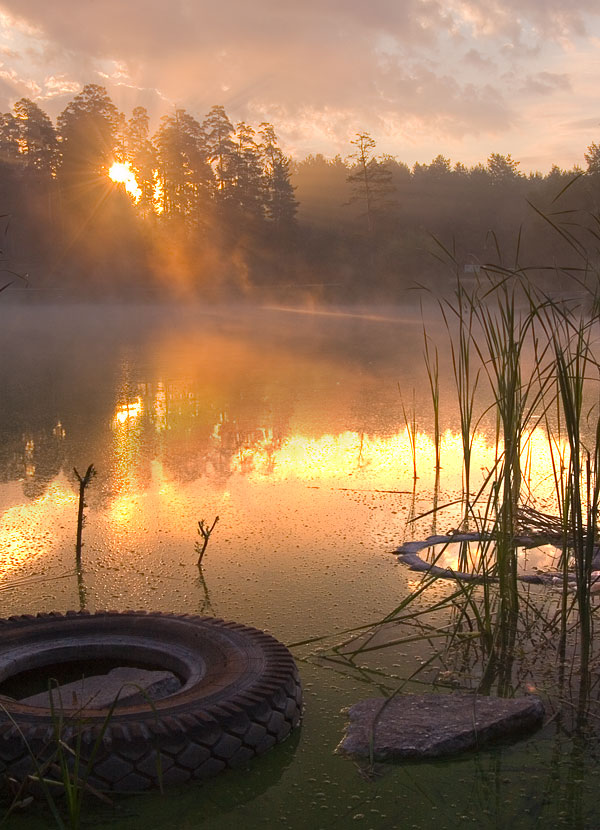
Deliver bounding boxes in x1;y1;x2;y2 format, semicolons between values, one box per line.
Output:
0;480;77;576
104;370;573;513
113;396;143;426
223;425;570;507
231;429;498;490
110;391;145;516
99;340;575;541
152;382;167;432
522;429;570;502
52;421;66;439
426;541;562;574
105;460;189;528
107;493;142;527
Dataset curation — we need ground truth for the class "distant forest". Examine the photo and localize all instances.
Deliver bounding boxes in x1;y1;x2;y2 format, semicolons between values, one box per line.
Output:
2;83;600;302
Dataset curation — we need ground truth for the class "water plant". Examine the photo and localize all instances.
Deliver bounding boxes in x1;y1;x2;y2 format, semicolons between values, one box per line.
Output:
1;678;166;829
422;318;441;471
306;194;600;717
549;312;600;700
398;386;418;481
430;253;480;517
2;686;118;830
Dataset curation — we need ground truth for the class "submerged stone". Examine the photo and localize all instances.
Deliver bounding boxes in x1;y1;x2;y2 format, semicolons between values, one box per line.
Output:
21;667;181;710
338;693;544;761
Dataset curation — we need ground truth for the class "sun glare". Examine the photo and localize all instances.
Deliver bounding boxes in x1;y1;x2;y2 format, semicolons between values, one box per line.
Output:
109;161;142;202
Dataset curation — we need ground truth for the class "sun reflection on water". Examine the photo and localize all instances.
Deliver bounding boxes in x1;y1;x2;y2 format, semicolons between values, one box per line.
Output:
113;397;143;426
0;479;76;575
0;325;577;590
104;378;570;501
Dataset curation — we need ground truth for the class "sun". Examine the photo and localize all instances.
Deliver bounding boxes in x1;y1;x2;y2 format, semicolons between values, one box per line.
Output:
109;161;142;202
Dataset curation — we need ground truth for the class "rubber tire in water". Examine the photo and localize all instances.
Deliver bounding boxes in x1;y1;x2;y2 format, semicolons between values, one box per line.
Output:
0;611;302;791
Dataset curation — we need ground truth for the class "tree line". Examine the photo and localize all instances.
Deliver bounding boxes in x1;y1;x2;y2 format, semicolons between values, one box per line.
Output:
1;85;599;300
293;136;600;299
0;85;297;297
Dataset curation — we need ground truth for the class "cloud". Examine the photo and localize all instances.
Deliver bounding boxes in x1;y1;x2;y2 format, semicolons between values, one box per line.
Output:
42;75;79;96
444;0;599;42
0;0;597;167
519;71;571;96
463;48;496;71
562;116;600;131
0;3;511;114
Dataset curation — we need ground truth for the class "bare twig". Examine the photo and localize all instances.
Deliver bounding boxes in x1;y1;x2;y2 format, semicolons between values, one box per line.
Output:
196;516;219;567
73;464;96;565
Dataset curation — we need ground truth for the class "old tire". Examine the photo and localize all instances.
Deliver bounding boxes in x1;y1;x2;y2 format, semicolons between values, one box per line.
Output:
0;611;302;791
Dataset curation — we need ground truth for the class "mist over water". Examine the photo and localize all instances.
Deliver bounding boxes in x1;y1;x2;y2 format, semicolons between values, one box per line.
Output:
1;300;597;830
0;300;564;609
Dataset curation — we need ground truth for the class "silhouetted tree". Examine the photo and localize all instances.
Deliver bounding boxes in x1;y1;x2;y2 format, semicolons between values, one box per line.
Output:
13;99;58;176
259;123;297;229
418;154;452;179
233;121;264;218
203;105;236;202
0;112;19;167
0;82;595;301
487;153;521;183
584;142;600;175
124;106;157;216
347;132;394;235
154;109;212;222
57;84;122;185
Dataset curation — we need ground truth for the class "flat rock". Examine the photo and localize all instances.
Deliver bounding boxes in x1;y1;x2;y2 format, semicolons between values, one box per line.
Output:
338;694;544;761
21;667;181;710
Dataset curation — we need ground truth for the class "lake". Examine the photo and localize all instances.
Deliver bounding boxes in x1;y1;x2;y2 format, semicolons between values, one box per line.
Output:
0;301;598;829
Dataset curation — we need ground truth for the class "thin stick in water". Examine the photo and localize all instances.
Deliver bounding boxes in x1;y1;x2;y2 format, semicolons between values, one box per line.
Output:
196;516;219;567
74;464;96;564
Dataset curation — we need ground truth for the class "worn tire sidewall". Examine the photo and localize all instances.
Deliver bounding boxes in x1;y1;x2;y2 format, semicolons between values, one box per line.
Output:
0;611;302;790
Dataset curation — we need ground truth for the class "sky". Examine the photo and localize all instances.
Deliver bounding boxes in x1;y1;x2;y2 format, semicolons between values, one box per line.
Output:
0;1;600;172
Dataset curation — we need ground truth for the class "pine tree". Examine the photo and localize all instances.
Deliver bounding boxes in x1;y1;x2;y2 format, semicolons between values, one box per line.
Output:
0;112;19;168
233;121;264;218
487;153;521;182
203;105;236;201
258;123;297;230
125;106;157;215
347;132;395;234
57;84;122;186
584;142;600;175
427;154;452;178
154;109;212;221
13;99;58;176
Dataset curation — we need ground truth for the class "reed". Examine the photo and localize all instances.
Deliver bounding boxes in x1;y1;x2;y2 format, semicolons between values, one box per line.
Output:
2;682;162;829
2;686;117;830
441;275;480;514
422;316;441;470
398;386;418;480
550;314;599;693
425;240;481;511
301;188;600;720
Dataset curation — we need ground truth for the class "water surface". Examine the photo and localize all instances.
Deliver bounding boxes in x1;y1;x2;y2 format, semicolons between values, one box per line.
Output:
0;302;597;829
